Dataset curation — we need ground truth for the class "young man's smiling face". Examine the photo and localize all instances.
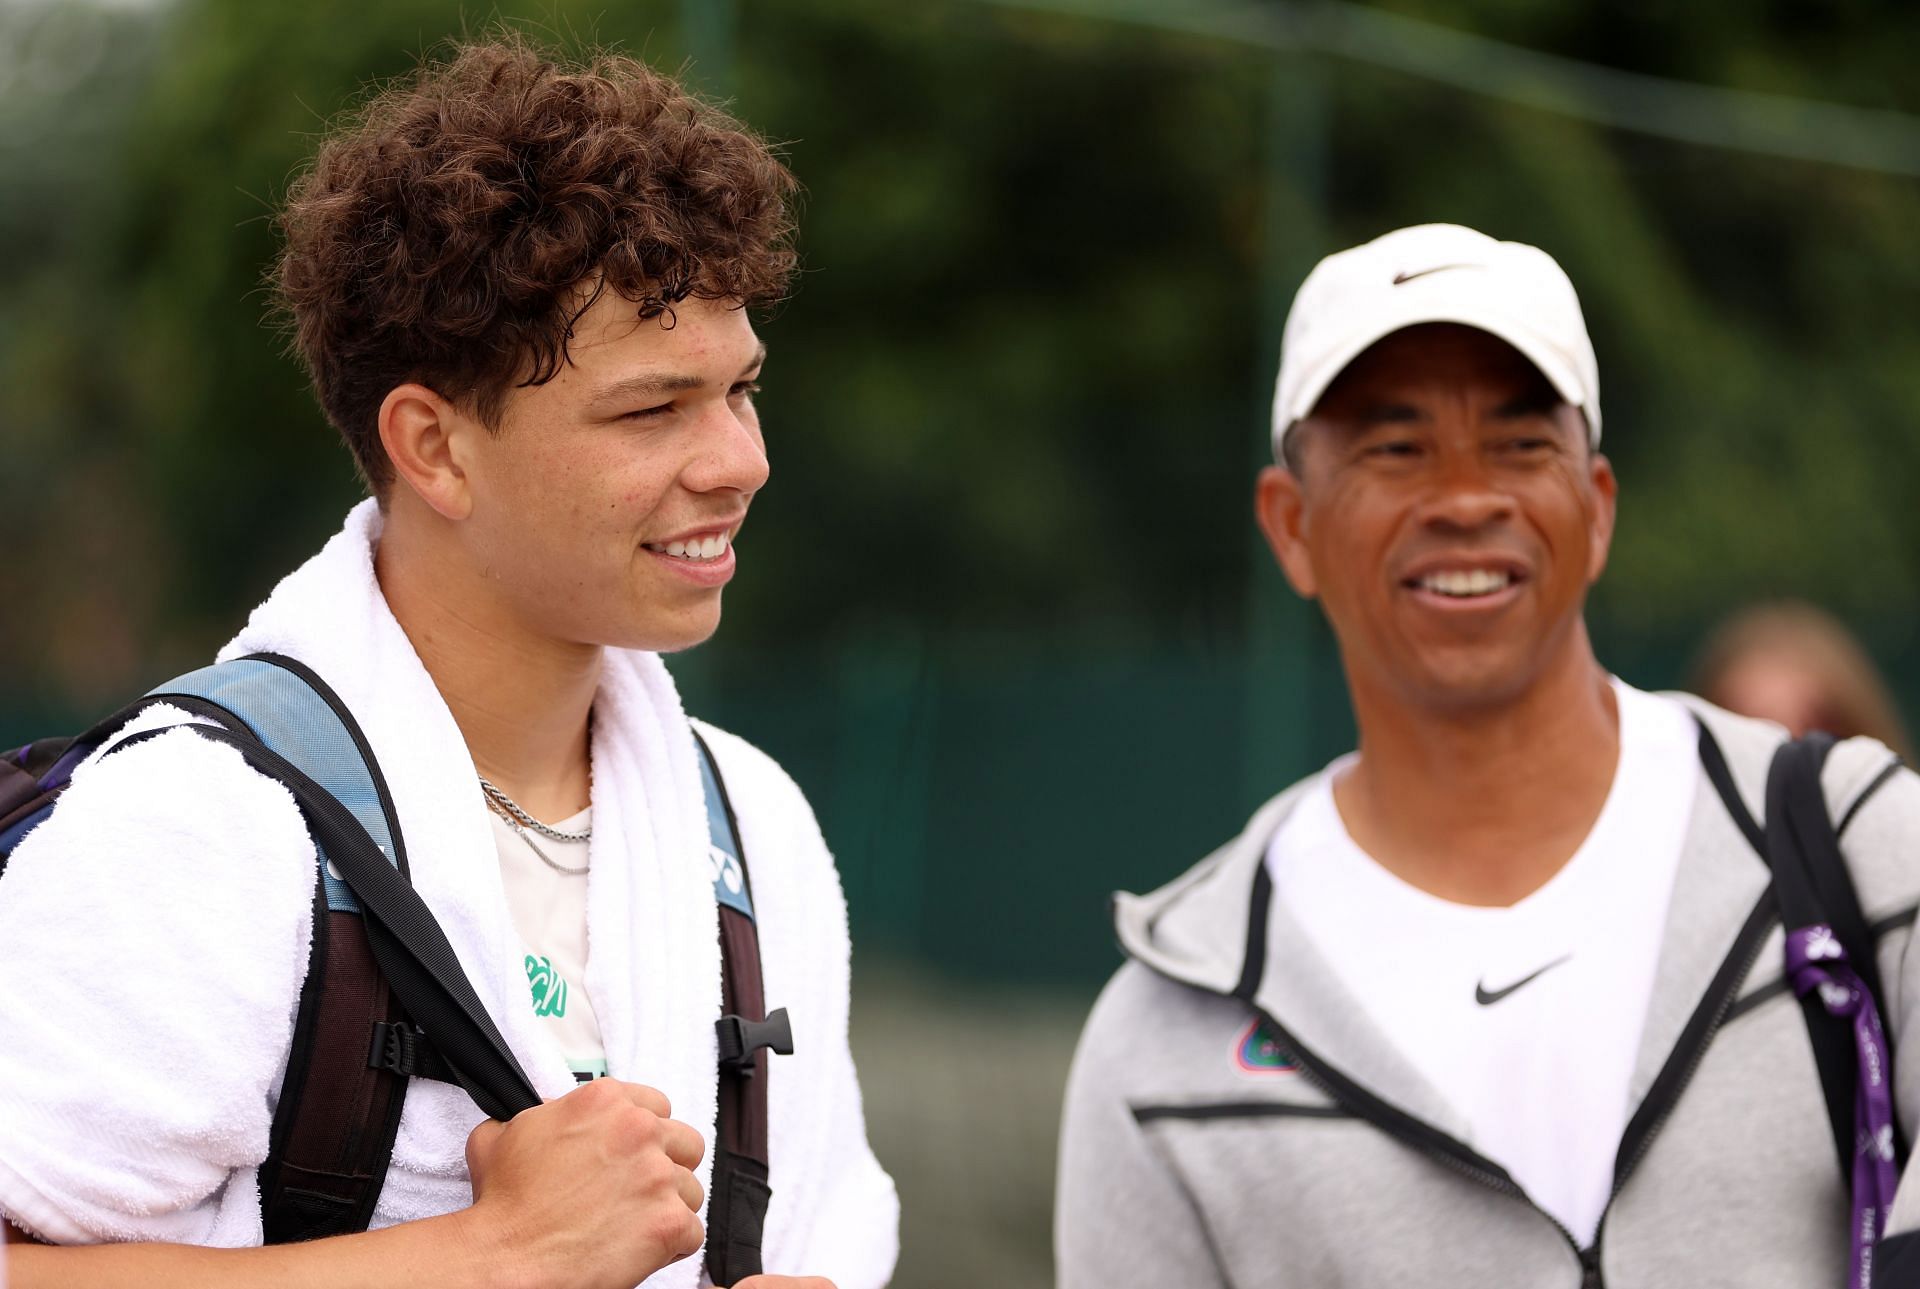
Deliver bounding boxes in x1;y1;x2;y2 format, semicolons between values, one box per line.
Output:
1257;323;1616;715
454;289;769;654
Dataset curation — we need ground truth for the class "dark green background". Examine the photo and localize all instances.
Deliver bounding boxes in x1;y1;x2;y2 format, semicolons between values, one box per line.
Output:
6;0;1920;992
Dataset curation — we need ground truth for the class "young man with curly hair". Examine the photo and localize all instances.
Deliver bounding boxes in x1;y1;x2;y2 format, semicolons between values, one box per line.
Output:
0;37;896;1289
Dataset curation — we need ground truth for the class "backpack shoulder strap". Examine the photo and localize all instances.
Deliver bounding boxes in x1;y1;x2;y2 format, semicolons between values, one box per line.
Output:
694;728;793;1286
1770;735;1883;997
145;652;416;1242
1762;732;1908;1174
149;654;542;1236
1;693;243;859
148;653;410;910
13;653;539;1241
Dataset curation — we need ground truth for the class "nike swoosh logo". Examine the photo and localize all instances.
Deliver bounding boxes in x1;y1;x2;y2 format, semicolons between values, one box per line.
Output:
1474;954;1572;1005
1392;263;1476;285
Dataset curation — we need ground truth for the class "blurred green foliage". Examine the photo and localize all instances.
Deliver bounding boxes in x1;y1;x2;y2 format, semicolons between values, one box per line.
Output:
5;9;1918;1281
4;0;1920;985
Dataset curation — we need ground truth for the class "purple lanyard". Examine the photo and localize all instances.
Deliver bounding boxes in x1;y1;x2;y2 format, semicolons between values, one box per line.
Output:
1786;923;1900;1289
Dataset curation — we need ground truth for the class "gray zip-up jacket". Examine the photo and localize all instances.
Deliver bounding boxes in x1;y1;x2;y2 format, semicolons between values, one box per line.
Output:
1057;699;1920;1288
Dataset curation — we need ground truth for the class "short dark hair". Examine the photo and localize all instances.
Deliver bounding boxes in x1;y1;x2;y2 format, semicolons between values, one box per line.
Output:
1279;423;1307;476
273;34;799;492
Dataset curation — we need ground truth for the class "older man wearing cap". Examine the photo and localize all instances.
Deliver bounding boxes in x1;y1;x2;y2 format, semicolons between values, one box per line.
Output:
1055;224;1920;1288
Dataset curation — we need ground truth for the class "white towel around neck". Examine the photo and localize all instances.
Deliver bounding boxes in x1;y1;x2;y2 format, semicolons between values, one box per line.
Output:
219;500;724;1275
0;499;896;1286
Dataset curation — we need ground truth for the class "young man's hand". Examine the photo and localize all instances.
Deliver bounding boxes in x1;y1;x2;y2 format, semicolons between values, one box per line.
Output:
1;1078;714;1289
461;1078;708;1289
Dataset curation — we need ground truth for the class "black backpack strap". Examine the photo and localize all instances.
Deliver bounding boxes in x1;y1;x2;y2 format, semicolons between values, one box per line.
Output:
263;879;413;1242
120;658;418;1242
695;730;793;1286
1699;721;1905;1176
160;669;406;1242
1763;732;1909;1176
2;693;250;858
126;656;545;1239
1773;735;1889;1006
1875;1229;1920;1287
18;658;532;1241
1764;734;1857;1174
171;721;543;1120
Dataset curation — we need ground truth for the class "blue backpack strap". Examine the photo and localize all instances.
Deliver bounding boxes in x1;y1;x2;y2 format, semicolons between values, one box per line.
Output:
6;655;411;878
1;693;224;858
143;651;416;1242
147;652;409;908
697;730;754;922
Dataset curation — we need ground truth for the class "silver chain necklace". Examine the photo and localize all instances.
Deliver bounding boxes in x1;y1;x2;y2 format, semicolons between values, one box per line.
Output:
479;778;591;877
478;777;593;842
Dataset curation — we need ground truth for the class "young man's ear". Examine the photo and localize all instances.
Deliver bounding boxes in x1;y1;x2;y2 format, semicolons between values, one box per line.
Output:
1255;463;1319;600
378;383;478;520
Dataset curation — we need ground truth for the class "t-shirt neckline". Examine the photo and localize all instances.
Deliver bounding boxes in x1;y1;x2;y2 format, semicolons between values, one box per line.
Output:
1312;677;1664;918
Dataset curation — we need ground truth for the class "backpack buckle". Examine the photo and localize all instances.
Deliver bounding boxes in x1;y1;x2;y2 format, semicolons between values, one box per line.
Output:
366;1021;455;1084
368;1021;421;1075
715;1008;794;1076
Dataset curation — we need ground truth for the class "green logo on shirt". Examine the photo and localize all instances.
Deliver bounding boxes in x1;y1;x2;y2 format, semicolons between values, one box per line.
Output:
525;954;569;1018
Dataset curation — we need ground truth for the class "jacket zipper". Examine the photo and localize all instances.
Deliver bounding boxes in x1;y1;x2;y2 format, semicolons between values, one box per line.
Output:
1593;896;1779;1249
1246;1003;1593;1277
1135;722;1788;1286
1215;890;1774;1289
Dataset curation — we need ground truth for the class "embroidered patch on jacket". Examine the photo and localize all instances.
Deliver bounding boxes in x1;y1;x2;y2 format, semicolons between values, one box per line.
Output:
1234;1019;1297;1074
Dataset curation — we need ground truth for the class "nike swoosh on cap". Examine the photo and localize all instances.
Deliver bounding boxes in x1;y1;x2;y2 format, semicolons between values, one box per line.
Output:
1474;954;1572;1005
1392;263;1479;285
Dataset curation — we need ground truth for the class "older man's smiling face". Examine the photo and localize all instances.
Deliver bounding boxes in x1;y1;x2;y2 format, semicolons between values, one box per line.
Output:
1258;323;1616;715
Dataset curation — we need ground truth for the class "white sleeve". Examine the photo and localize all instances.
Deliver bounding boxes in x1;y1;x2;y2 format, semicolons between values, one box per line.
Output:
0;721;316;1245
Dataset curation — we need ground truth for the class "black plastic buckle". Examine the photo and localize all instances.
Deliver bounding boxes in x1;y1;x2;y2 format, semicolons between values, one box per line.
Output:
715;1007;795;1076
366;1021;454;1084
368;1021;418;1074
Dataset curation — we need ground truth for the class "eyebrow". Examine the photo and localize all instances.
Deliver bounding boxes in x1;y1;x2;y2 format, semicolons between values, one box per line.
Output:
1492;390;1564;418
1351;401;1423;425
589;343;768;406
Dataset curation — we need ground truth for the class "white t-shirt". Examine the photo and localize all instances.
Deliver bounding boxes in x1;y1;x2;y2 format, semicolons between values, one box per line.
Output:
1264;680;1698;1246
488;806;608;1083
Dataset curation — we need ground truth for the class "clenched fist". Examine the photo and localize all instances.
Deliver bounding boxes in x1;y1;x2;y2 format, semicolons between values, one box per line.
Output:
463;1079;708;1289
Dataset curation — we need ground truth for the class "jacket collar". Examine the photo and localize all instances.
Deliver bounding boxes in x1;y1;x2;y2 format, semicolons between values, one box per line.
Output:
1114;695;1780;1137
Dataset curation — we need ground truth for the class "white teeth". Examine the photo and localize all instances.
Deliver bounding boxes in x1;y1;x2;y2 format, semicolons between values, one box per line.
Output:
1419;569;1512;597
648;532;731;562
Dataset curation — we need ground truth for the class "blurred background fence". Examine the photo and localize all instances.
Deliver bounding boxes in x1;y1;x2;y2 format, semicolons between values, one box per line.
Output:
4;0;1919;1283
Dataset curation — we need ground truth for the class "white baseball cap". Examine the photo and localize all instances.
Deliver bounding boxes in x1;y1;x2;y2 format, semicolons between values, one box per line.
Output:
1271;223;1601;460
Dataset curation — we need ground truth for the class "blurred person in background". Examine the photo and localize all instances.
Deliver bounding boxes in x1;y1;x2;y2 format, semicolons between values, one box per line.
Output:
1696;599;1914;761
1056;224;1920;1287
0;35;894;1289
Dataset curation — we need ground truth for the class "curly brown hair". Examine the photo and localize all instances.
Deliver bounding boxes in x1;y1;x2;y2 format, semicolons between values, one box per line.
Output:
273;34;798;493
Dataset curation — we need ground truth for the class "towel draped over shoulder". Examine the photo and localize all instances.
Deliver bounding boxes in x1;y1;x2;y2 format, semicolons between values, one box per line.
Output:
0;500;898;1288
